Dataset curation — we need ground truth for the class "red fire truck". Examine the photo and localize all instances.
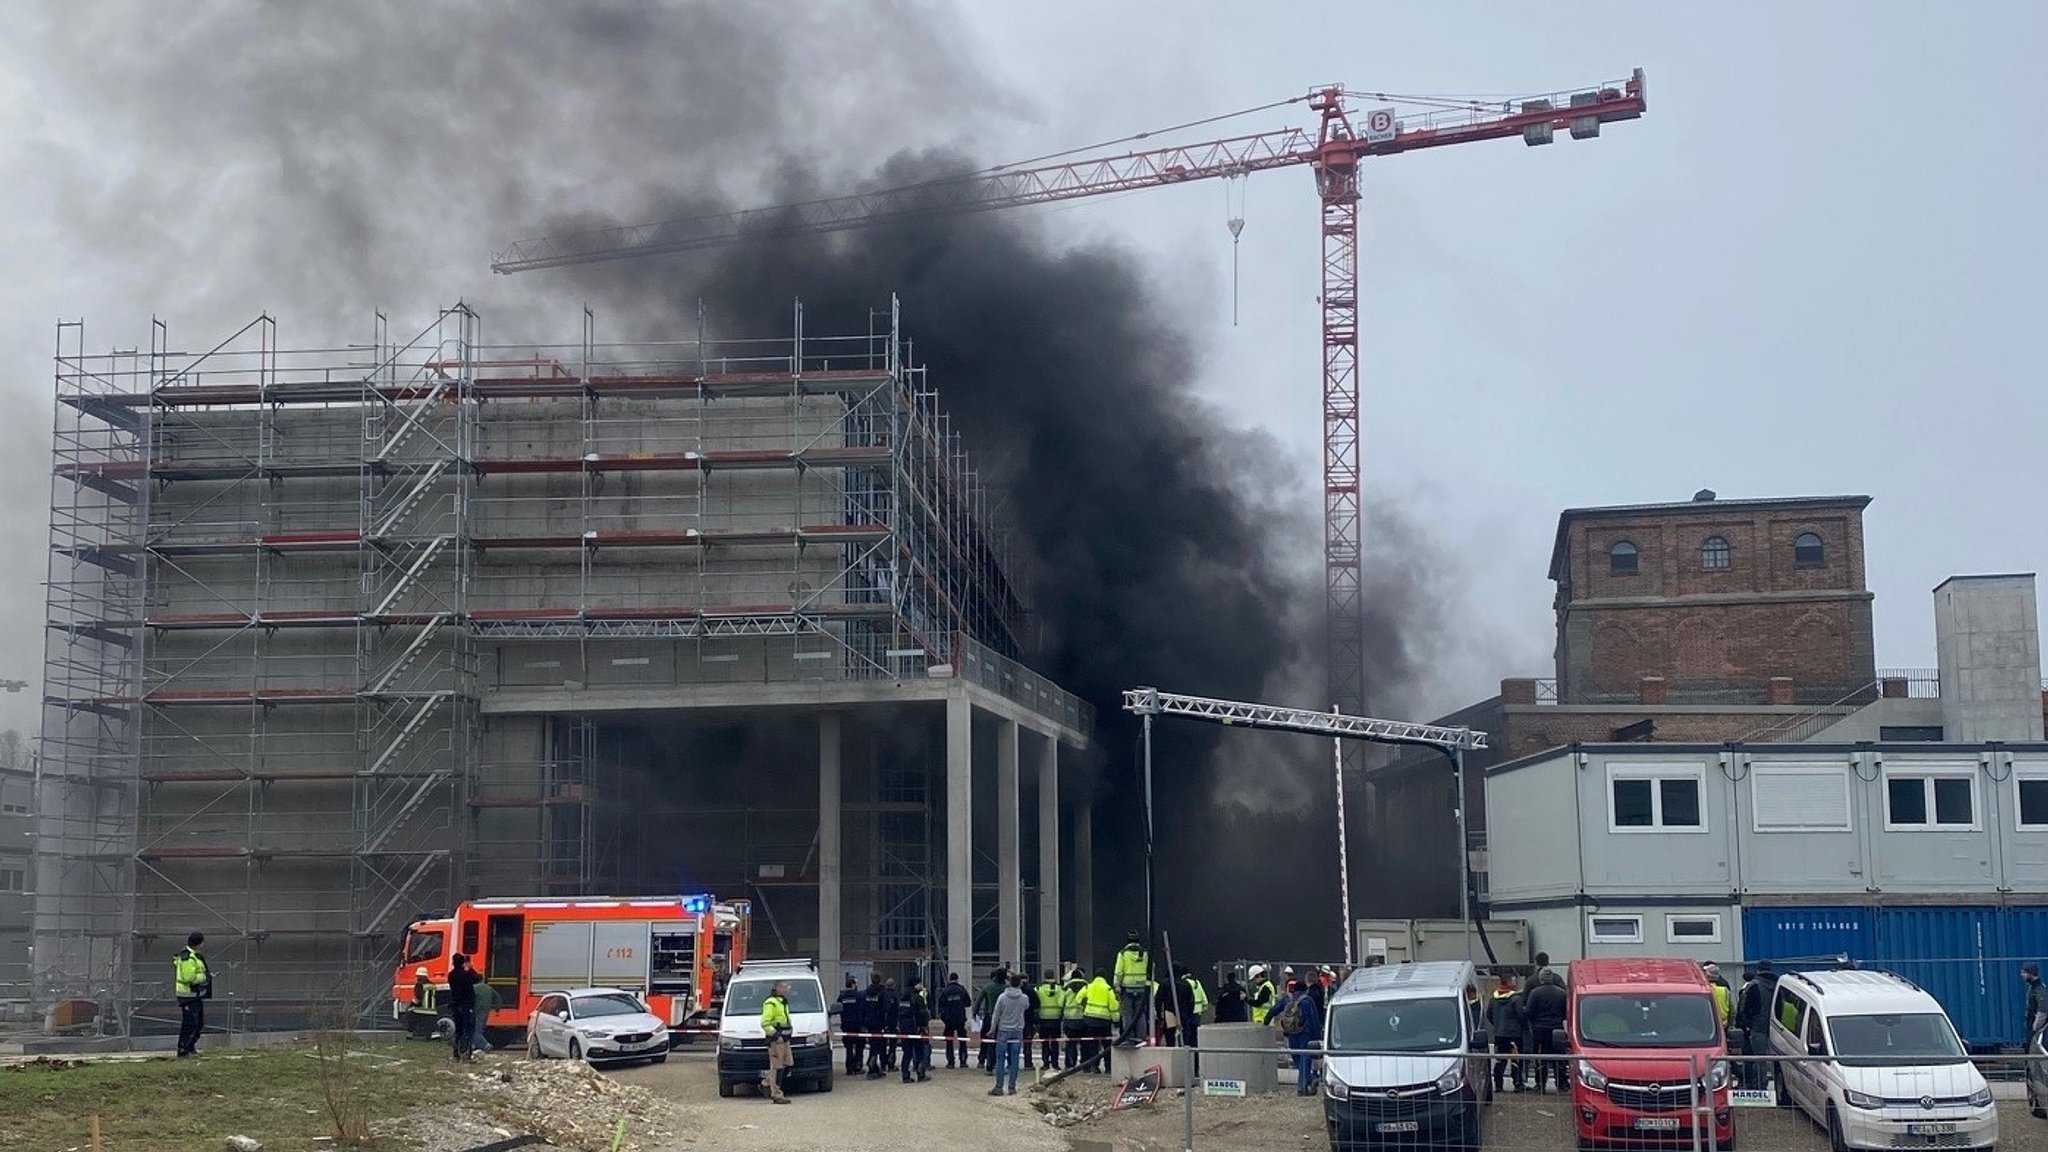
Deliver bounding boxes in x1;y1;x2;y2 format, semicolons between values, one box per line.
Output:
391;894;752;1048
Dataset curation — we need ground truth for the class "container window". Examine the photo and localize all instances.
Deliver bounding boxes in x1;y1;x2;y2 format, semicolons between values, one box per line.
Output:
2017;772;2048;829
1794;532;1826;568
1701;536;1731;570
1883;769;1979;831
0;865;23;893
1609;541;1639;575
1608;765;1707;832
1751;763;1852;832
1666;914;1722;944
1588;914;1644;944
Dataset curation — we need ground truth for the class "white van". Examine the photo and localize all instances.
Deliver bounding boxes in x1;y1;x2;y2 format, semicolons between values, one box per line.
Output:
715;958;834;1097
1767;969;1995;1151
1322;959;1491;1152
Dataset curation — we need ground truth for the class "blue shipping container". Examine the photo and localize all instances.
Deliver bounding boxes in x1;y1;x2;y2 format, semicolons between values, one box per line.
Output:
1740;906;1877;966
1742;905;2048;1049
1874;907;2009;1051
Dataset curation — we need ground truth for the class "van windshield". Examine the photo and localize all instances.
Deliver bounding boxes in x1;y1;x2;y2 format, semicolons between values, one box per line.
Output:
726;978;825;1015
1827;1013;1968;1066
1328;996;1465;1054
1576;993;1720;1048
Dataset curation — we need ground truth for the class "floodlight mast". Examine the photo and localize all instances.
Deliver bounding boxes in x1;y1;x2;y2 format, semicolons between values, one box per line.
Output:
1121;686;1487;973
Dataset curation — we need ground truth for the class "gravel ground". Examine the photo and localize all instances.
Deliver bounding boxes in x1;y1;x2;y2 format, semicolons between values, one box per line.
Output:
606;1053;1066;1152
405;1051;2048;1152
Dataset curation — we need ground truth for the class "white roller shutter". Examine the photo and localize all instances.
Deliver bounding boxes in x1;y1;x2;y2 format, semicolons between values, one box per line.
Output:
1751;762;1851;831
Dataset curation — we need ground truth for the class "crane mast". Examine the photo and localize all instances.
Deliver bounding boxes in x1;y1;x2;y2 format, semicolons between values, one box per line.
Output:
492;73;1647;756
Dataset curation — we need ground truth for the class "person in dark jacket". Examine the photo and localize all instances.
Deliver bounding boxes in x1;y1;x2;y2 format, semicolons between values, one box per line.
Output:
1214;971;1248;1023
837;975;867;1075
1734;961;1779;1090
936;972;974;1068
1488;976;1526;1093
896;974;933;1082
2024;963;2046;1047
445;953;481;1063
863;975;895;1078
977;967;1009;1072
1522;968;1569;1093
1018;974;1040;1070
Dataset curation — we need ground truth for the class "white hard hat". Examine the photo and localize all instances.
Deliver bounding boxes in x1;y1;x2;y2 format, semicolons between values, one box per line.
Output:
415;966;429;977
1248;965;1266;979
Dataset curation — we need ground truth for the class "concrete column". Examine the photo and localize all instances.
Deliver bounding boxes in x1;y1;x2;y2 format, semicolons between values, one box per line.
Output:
1073;801;1094;970
946;691;973;984
1037;734;1060;976
997;717;1021;972
817;712;842;992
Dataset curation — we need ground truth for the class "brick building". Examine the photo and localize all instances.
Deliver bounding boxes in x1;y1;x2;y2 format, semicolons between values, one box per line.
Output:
1361;492;1938;918
1549;492;1876;706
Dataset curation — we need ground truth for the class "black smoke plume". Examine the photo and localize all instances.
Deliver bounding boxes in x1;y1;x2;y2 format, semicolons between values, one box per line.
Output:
18;0;1457;968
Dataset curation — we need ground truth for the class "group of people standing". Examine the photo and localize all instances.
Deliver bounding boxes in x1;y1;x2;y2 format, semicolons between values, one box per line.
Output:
836;961;1127;1092
1481;952;1570;1093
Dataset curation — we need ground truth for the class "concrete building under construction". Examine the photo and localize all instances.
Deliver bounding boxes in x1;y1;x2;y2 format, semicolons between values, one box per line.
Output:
38;301;1093;1031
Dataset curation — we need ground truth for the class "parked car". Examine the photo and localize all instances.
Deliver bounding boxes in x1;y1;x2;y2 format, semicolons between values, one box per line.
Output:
1767;969;1994;1151
525;987;670;1065
1321;959;1491;1152
1561;957;1737;1151
715;958;834;1097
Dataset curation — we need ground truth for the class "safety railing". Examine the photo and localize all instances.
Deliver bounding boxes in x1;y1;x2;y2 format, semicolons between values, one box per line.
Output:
1013;1040;2044;1152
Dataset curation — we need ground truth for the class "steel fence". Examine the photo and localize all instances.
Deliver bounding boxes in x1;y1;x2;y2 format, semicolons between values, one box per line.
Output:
1041;1042;2048;1152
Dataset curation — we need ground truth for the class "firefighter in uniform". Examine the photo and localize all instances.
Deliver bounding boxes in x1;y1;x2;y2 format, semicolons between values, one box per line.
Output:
1036;970;1066;1069
836;975;867;1076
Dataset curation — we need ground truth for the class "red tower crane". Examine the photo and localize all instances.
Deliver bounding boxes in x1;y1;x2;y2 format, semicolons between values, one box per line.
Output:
491;72;1648;736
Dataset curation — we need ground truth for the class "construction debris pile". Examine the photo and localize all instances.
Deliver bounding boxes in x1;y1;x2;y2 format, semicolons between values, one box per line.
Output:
379;1059;688;1152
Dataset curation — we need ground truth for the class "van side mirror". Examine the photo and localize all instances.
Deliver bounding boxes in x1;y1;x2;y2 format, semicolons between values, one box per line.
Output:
1551;1027;1569;1050
1806;1040;1826;1058
1724;1027;1746;1051
828;1002;841;1016
1469;1029;1490;1051
1308;1040;1323;1052
557;1010;571;1021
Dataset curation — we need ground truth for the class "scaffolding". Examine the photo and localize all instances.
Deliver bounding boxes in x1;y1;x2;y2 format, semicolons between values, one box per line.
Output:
37;299;1055;1027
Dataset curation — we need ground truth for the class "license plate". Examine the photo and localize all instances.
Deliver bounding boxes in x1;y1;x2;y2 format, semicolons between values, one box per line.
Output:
1907;1124;1958;1136
1375;1121;1421;1134
1633;1118;1682;1131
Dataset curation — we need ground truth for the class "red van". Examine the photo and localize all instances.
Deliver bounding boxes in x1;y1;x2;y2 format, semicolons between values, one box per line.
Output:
1561;958;1736;1151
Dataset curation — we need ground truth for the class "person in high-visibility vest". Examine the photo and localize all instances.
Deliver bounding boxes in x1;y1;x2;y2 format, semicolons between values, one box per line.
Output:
759;981;793;1104
1081;968;1118;1073
1036;971;1067;1070
1112;932;1150;1045
173;932;210;1058
1061;965;1089;1070
1247;965;1277;1024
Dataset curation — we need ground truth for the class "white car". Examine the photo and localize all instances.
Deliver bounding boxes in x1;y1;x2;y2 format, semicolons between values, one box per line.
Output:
527;987;671;1065
1768;969;1995;1152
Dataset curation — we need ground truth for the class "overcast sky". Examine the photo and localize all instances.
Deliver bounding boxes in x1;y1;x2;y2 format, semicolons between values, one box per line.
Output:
0;1;2042;738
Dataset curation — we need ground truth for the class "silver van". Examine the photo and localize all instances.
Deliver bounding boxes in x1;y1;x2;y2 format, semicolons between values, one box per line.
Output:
1322;959;1491;1152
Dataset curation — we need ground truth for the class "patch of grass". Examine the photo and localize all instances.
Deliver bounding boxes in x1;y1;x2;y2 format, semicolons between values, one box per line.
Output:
0;1041;455;1152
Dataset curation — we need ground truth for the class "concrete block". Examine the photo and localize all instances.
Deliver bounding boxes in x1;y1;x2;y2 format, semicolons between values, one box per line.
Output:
1110;1042;1190;1087
1200;1023;1283;1095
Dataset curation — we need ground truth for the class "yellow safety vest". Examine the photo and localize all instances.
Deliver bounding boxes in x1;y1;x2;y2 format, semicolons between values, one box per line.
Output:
1250;979;1277;1023
1711;982;1730;1025
1113;946;1149;990
173;949;208;998
1037;981;1065;1021
761;994;792;1034
1188;977;1209;1018
1062;980;1088;1021
1083;979;1117;1022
